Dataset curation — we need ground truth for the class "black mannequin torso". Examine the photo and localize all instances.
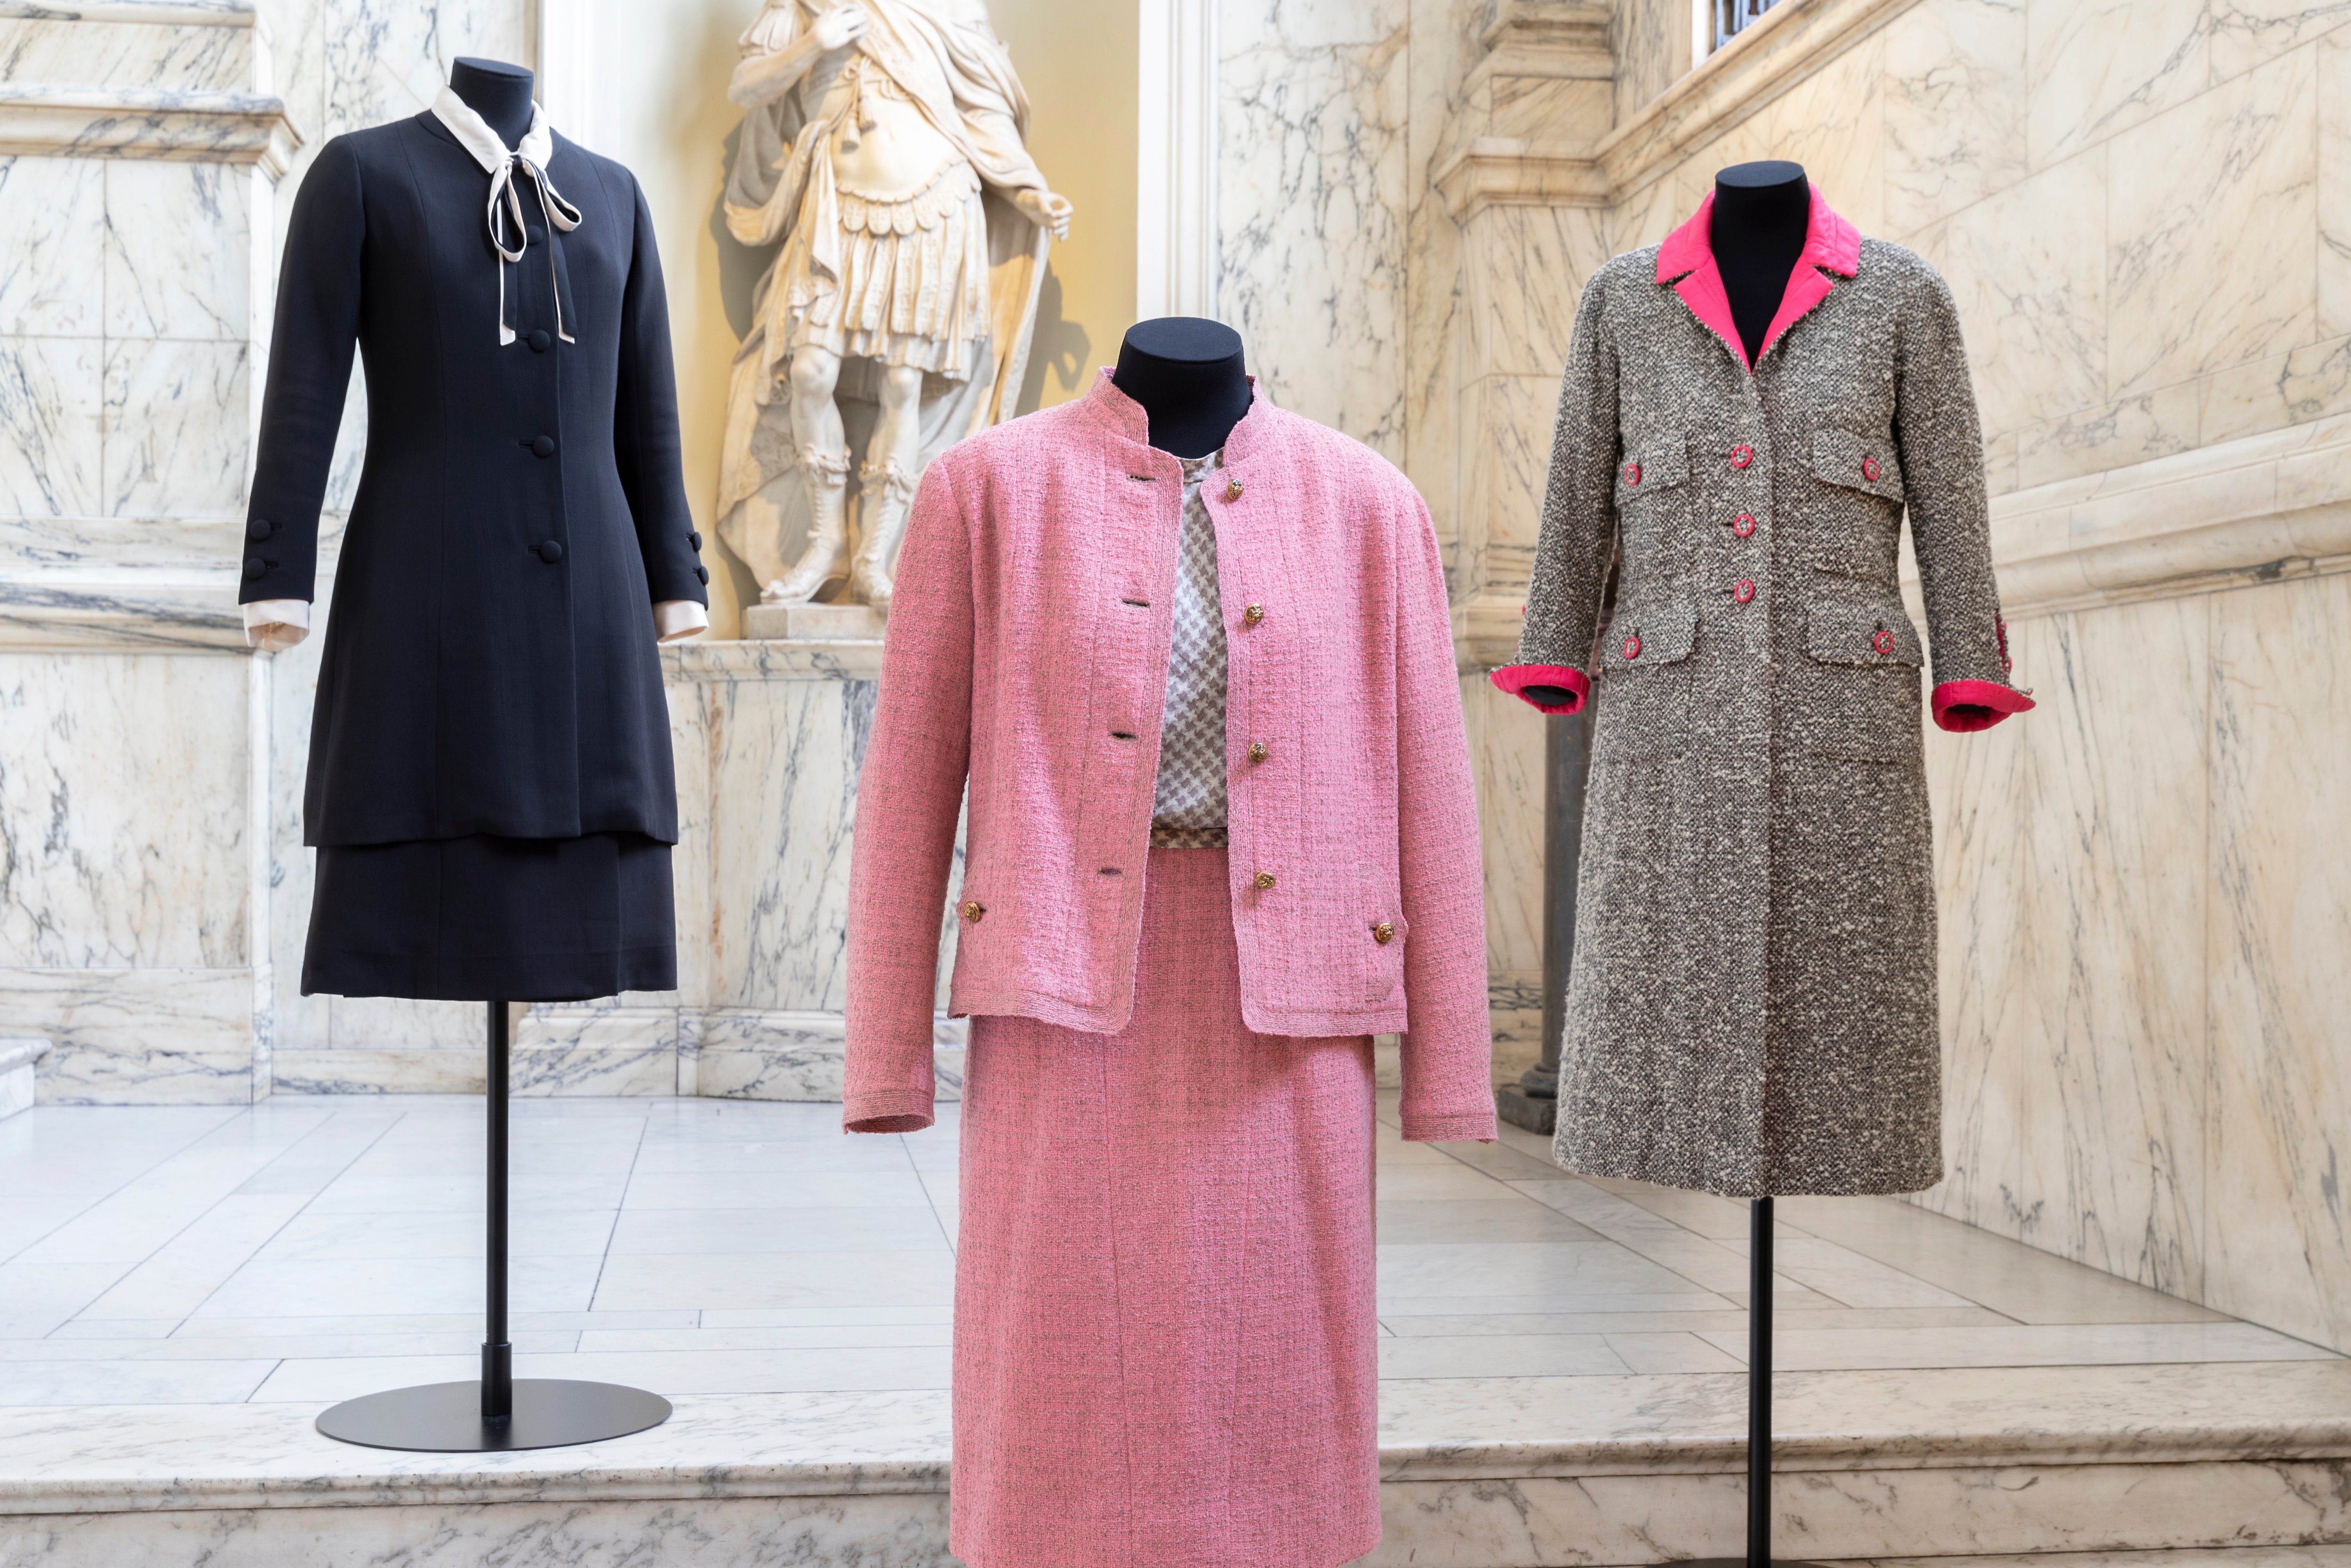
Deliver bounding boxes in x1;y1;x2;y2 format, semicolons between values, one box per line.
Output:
1113;318;1252;458
450;56;536;148
1711;160;1811;367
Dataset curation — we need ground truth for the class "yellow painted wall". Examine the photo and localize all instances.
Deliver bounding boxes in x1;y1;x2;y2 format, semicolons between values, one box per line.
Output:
572;0;1137;634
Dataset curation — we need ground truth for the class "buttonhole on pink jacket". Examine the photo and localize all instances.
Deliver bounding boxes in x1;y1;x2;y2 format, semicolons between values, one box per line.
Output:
1111;730;1137;740
1098;866;1123;877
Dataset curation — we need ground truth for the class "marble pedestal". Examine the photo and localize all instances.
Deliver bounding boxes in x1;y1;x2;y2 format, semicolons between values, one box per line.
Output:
0;1040;48;1122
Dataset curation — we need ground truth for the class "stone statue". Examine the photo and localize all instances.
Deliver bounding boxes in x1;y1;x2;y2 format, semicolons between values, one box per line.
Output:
716;0;1071;614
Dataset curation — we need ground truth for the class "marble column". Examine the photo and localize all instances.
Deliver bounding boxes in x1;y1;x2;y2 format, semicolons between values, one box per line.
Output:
0;2;299;1103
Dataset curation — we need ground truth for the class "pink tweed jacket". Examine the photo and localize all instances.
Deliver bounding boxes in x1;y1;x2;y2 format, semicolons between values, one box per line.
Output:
843;369;1496;1143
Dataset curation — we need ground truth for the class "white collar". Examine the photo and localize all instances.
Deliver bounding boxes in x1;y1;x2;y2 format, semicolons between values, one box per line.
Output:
430;84;556;173
429;84;583;347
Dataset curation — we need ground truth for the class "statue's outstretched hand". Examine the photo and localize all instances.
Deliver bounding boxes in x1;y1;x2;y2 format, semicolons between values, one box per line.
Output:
1015;188;1074;241
814;3;870;50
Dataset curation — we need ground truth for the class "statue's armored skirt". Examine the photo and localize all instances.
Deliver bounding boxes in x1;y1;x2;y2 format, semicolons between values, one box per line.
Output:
842;377;1498;1567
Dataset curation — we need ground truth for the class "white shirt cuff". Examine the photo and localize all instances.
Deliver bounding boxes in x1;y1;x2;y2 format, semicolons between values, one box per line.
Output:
243;599;311;651
654;599;709;644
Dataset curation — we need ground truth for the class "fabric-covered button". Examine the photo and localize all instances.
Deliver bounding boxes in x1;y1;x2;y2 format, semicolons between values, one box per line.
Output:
1873;628;1896;655
695;564;710;585
538;539;564;563
1242;603;1265;627
1733;579;1756;604
960;900;985;922
531;434;556;458
1731;513;1756;537
1248;741;1269;763
688;530;703;550
1372;921;1396;945
529;329;552;353
1730;444;1754;469
1253;871;1276;890
1622;634;1642;660
247;519;273;542
1861;455;1881;482
243;555;266;580
1623;462;1642;485
1225;478;1244;501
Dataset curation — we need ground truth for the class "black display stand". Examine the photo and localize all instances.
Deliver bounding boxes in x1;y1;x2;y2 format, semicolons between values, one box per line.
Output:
1686;1194;1822;1568
316;1002;672;1452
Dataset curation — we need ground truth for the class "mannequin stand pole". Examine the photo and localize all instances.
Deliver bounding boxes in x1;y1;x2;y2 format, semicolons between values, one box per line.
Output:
1686;1196;1821;1568
314;1002;672;1452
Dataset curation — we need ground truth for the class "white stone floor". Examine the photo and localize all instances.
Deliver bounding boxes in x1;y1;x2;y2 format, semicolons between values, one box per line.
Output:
0;1089;2332;1412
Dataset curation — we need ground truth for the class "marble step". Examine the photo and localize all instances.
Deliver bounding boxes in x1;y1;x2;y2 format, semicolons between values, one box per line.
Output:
3;1360;2348;1566
0;1039;47;1122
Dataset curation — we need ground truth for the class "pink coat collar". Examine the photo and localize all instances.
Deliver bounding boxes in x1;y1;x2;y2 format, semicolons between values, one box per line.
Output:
1655;186;1861;372
1079;365;1273;464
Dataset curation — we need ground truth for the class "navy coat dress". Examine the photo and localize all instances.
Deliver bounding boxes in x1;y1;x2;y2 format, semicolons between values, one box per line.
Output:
243;98;708;1001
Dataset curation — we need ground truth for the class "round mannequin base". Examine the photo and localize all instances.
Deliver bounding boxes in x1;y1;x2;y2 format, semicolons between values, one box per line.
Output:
315;1378;672;1452
1680;1558;1829;1568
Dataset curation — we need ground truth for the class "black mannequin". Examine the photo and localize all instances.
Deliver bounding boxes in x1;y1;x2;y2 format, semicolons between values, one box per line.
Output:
1710;159;1812;367
1113;318;1253;458
449;56;536;149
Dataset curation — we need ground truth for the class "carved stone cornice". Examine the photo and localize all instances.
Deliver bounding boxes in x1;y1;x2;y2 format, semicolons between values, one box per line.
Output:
1434;138;1606;220
1476;0;1611;63
0;86;303;177
1596;0;1924;200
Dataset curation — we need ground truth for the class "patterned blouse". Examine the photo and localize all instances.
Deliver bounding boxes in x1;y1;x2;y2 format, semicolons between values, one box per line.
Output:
1150;450;1229;847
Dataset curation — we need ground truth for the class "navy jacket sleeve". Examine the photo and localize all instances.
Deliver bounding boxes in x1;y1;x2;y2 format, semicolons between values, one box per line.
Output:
612;171;708;607
241;136;365;607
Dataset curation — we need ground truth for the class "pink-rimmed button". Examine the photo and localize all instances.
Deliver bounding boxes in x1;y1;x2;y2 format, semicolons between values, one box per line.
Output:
1622;634;1643;660
1731;513;1757;538
1730;444;1755;469
1861;455;1881;483
1872;628;1896;656
1733;580;1757;605
1623;462;1642;485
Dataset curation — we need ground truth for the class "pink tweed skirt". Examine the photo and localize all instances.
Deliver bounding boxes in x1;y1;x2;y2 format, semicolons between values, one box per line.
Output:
951;846;1381;1568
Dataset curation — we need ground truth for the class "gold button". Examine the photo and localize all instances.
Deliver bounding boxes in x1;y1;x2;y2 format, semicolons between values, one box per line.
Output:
1253;871;1276;890
1248;741;1269;764
1225;477;1244;501
1242;603;1265;627
960;900;985;922
1372;921;1396;945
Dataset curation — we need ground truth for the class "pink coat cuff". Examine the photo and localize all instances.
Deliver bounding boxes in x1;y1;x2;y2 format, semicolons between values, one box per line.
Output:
1400;1110;1499;1144
844;1090;936;1135
1491;664;1590;715
1932;679;2036;733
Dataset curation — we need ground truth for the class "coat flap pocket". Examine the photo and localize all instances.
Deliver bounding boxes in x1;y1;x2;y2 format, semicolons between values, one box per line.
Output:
1616;430;1689;503
1806;600;1923;667
1812;428;1904;502
1602;601;1700;671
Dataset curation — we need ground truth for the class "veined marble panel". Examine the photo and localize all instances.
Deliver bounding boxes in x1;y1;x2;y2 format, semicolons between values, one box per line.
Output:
2014;382;2200;492
1467;675;1544;979
318;0;528;142
0;335;102;517
2315;30;2351;341
1682;32;1887;239
2025;0;2206;170
1460;372;1553;595
2207;0;2351;84
2008;598;2209;1298
1611;0;1691;130
2198;334;2351;449
0;15;258;97
103;160;250;341
0;650;247;969
101;339;247;518
0;156;102;337
1879;0;2027;240
695;1011;966;1105
1462;205;1609;382
1219;0;1409;458
1917;146;2104;444
0;968;257;1103
2107;43;2319;401
2206;572;2351;1352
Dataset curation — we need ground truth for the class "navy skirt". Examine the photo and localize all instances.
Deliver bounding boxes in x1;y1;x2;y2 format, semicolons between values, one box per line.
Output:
303;832;676;1002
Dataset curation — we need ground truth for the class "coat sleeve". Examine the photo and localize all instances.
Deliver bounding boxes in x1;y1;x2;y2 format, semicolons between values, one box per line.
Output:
241;135;366;612
1894;267;2035;733
1493;268;1620;715
842;455;976;1133
1393;483;1498;1144
613;170;710;611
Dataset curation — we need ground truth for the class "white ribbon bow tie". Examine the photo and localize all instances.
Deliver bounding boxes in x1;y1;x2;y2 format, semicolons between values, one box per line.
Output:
430;85;584;347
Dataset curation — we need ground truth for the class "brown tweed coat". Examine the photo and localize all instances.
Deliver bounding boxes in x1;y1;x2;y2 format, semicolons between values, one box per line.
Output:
1492;190;2032;1197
